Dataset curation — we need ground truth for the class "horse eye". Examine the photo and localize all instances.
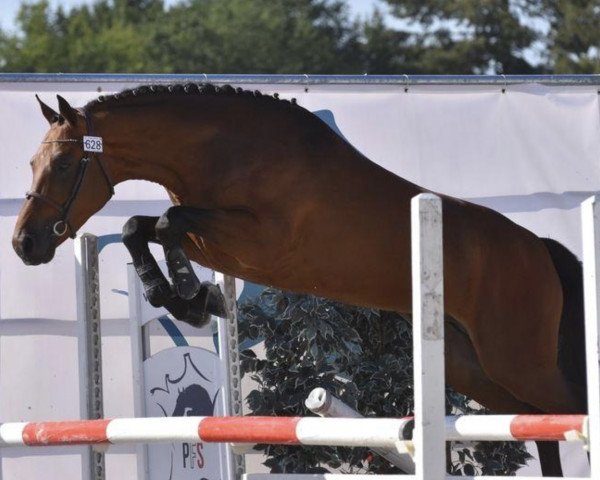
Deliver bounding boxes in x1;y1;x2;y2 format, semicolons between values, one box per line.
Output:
53;157;71;172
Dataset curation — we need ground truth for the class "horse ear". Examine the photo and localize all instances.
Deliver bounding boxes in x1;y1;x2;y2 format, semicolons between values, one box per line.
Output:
35;94;59;125
56;95;79;125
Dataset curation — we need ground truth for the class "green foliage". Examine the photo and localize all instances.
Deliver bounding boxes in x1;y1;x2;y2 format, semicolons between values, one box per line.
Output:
382;0;600;73
2;0;599;74
382;0;540;74
540;0;600;73
0;0;162;72
150;0;362;74
238;288;532;475
0;0;363;73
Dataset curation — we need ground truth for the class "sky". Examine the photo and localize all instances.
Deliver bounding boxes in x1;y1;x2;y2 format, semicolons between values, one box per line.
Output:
0;0;388;33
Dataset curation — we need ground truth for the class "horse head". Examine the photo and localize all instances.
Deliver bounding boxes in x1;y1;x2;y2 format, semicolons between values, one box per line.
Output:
12;95;113;265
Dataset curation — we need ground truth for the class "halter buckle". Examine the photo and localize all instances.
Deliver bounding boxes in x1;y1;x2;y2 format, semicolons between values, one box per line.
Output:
52;220;69;237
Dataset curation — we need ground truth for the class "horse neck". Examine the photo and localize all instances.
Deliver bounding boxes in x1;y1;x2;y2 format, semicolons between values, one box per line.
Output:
91;100;222;196
90;96;353;205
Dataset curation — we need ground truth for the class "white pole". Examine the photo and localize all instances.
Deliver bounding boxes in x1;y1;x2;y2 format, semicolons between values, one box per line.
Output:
216;272;245;480
411;193;446;480
305;387;415;473
581;196;600;478
127;263;150;480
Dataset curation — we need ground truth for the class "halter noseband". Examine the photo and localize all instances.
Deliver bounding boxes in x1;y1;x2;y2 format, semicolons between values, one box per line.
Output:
26;109;114;238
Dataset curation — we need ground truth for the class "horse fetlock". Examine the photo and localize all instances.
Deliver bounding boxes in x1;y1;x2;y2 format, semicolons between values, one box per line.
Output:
144;277;173;307
135;261;161;282
166;246;201;300
166;293;211;328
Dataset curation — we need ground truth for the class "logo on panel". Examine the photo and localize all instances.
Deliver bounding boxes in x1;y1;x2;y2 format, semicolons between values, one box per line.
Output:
145;350;224;480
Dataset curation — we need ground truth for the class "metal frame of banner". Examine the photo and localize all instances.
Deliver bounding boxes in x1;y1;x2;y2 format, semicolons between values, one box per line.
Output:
0;73;599;87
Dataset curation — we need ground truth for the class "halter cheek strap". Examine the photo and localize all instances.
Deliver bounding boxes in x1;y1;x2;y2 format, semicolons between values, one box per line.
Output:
25;108;114;239
82;108;114;196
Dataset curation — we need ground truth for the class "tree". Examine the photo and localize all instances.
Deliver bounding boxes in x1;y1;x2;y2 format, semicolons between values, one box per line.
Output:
238;289;531;475
539;0;600;73
381;0;542;74
357;9;418;74
0;0;364;74
146;0;362;73
0;1;62;71
0;0;162;72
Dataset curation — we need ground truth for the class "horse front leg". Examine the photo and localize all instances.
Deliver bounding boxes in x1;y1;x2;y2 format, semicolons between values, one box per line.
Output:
155;206;229;318
122;215;224;327
122;215;172;307
155;206;208;300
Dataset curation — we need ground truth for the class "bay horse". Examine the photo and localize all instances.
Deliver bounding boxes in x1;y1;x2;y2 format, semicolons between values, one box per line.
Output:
12;84;586;476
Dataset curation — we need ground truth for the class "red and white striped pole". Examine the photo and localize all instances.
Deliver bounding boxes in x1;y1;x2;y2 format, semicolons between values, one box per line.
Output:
0;414;587;448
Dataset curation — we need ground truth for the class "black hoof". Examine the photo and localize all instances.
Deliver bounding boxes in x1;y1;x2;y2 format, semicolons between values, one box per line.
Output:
166;246;201;300
181;307;211;328
165;283;227;328
182;283;227;325
165;293;210;328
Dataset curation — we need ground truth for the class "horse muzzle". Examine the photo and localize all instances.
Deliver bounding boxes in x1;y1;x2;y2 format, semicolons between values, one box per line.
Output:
12;229;56;265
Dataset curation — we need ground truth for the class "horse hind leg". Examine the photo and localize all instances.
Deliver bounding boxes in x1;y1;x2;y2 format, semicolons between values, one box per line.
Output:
473;308;586;416
445;320;540;413
444;320;563;477
535;441;563;478
468;238;588;416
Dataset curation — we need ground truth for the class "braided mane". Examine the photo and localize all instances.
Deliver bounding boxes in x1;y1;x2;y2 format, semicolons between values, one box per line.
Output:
84;83;298;111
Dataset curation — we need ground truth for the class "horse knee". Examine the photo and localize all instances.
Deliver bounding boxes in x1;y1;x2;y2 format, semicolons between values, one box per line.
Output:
122;216;146;247
155;208;182;244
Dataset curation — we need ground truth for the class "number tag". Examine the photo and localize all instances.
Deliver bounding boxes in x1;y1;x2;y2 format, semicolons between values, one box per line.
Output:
83;135;103;153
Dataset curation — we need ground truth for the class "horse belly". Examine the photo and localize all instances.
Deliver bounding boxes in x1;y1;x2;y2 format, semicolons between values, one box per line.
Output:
277;218;414;311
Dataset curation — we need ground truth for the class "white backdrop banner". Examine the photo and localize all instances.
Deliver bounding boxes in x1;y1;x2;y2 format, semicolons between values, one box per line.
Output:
0;79;598;479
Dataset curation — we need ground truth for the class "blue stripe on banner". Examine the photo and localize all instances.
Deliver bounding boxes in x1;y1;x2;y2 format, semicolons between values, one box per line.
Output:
157;315;189;347
97;233;123;253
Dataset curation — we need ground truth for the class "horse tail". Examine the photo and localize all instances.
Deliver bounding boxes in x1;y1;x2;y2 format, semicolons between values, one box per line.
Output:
542;238;587;390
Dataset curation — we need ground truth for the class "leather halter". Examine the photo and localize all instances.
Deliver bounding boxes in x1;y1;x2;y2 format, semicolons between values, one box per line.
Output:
25;109;114;238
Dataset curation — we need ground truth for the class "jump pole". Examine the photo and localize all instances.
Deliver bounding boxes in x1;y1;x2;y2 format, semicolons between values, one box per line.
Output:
305;387;415;473
0;415;588;448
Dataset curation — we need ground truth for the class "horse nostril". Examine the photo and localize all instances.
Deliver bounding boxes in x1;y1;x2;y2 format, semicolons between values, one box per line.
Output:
17;233;36;258
13;231;51;265
22;234;35;255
